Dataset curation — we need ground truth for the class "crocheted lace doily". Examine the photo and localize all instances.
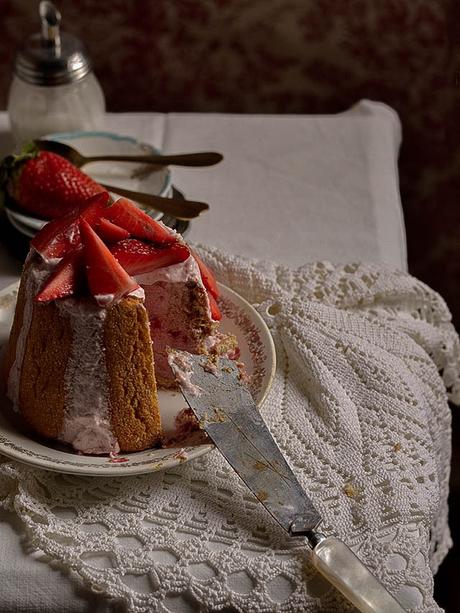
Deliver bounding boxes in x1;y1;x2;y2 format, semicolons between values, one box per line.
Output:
1;248;459;613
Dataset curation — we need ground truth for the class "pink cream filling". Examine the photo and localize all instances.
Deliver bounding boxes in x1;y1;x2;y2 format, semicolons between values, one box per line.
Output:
136;256;214;386
56;297;120;455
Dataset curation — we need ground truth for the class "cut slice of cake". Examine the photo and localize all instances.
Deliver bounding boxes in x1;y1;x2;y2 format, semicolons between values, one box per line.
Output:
2;193;237;454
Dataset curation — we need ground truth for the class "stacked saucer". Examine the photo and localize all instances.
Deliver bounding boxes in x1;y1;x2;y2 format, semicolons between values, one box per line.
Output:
4;131;189;239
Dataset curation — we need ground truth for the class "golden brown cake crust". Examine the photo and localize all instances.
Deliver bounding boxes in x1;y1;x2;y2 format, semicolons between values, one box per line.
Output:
105;297;161;452
3;267;70;439
19;300;71;438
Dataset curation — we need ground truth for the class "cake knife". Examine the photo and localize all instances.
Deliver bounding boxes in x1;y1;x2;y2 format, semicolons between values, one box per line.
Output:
169;351;406;613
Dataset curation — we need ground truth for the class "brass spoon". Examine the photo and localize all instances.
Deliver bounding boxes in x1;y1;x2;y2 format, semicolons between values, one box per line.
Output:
34;139;223;167
101;183;209;221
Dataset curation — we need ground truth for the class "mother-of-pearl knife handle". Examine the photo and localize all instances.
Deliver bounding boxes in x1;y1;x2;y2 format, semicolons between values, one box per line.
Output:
309;534;406;612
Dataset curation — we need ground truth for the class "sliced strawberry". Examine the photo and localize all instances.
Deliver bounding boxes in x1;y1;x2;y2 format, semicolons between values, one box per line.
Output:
95;218;130;243
31;192;110;259
35;249;84;303
207;292;222;321
31;212;80;260
79;192;111;222
110;239;190;275
104;197;175;244
192;251;219;299
80;219;139;303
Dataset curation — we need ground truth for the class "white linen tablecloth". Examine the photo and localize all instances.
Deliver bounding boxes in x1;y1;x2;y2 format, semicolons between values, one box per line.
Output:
0;101;408;612
0;99;406;293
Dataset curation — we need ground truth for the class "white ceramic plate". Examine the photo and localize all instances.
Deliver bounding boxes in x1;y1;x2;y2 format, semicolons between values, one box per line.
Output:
0;282;276;476
4;209;37;238
5;130;173;232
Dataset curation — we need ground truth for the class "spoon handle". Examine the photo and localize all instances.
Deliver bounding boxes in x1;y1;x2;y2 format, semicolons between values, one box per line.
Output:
100;183;209;221
85;152;223;167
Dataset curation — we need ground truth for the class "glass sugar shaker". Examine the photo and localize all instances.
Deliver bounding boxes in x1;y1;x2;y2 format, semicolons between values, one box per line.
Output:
7;1;105;144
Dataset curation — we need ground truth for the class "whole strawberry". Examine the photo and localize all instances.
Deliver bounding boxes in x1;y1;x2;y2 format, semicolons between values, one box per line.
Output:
1;147;104;219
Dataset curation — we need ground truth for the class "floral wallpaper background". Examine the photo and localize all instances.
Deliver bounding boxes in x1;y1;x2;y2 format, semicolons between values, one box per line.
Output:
1;0;459;325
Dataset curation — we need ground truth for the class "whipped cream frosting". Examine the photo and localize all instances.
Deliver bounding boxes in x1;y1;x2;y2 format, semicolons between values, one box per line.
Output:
167;350;202;396
95;286;145;307
48;270;144;454
57;298;119;455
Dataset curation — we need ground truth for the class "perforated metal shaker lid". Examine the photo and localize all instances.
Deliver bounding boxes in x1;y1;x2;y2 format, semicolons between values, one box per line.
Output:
14;1;92;86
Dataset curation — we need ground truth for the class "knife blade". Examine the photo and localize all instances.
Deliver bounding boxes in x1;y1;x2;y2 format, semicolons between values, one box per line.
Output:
169;350;321;533
168;350;406;613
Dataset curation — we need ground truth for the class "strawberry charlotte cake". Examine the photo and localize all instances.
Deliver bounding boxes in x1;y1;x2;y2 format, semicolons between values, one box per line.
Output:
2;192;237;454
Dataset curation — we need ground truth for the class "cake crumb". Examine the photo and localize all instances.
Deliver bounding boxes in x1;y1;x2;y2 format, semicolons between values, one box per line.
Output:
199;407;228;428
108;456;129;464
393;442;402;452
236;361;251;384
211;407;227;423
174;448;188;463
198;412;209;429
203;354;220;375
343;482;360;498
161;409;209;447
